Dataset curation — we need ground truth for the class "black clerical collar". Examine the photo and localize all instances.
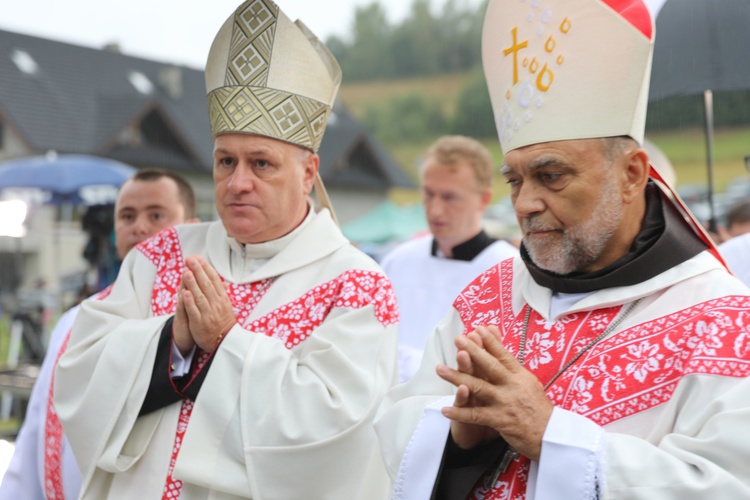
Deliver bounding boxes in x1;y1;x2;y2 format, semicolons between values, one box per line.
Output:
521;182;709;293
431;230;497;262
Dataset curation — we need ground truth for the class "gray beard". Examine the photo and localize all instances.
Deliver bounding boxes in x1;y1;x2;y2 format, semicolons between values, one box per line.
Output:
523;177;623;275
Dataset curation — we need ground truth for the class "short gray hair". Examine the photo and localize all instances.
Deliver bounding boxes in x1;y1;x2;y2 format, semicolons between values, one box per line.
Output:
601;136;639;163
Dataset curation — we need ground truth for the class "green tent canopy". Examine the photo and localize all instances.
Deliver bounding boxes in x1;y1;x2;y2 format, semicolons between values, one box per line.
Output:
342;200;427;244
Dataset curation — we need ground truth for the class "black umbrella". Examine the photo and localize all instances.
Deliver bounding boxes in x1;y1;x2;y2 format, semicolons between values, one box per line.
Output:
648;0;750;230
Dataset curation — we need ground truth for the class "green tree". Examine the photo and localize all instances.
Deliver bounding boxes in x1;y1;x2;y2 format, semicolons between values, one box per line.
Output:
342;3;394;80
392;0;442;77
437;0;486;72
326;35;349;71
450;69;496;138
328;0;487;81
363;93;447;144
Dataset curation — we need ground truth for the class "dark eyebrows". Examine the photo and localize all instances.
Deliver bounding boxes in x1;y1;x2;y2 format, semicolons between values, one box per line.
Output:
213;147;274;157
213;147;232;156
501;155;570;176
526;155;569;173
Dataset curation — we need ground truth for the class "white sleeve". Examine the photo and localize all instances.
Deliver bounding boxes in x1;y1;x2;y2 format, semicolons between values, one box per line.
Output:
375;309;463;482
169;343;195;377
54;251;166;484
397;343;424;383
528;407;605;500
531;374;750;499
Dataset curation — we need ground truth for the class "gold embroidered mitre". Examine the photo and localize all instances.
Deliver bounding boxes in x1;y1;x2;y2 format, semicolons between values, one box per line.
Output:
482;0;655;154
205;0;342;152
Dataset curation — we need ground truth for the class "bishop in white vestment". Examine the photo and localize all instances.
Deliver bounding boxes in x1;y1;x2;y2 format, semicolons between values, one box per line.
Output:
54;2;398;498
375;0;750;498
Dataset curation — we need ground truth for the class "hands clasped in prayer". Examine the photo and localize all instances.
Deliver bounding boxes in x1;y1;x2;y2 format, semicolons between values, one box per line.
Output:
174;255;236;355
436;326;553;462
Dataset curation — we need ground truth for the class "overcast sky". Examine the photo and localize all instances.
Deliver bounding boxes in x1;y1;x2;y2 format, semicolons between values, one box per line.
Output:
0;0;667;69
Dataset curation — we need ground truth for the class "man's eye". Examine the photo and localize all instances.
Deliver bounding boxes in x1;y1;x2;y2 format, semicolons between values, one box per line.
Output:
256;160;270;168
219;157;235;168
540;173;561;183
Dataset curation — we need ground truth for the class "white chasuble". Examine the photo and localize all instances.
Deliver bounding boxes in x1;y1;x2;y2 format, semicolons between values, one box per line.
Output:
55;210;399;500
376;253;750;499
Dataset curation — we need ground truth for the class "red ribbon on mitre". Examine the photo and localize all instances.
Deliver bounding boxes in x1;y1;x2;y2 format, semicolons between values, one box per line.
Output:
601;0;654;39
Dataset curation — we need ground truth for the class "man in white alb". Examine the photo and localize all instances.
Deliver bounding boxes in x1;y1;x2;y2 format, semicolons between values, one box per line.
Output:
0;169;197;500
381;135;517;382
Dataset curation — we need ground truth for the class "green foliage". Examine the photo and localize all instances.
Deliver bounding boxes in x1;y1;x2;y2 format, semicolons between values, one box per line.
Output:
334;0;750;146
331;0;487;82
356;70;498;145
340;3;395;81
362;93;447;144
450;69;496;138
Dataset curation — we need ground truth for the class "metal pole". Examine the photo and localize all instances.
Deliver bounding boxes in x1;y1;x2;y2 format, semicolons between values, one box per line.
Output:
703;89;717;234
0;319;23;420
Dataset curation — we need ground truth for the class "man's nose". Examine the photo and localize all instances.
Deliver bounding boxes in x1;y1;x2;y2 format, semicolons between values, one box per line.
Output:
133;215;149;235
228;165;255;193
513;184;545;219
426;197;446;217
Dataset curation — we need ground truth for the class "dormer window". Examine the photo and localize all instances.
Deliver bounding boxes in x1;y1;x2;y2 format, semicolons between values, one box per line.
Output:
128;71;154;95
11;49;39;75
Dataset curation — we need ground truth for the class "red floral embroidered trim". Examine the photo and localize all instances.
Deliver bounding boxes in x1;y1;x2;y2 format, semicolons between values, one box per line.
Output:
144;230;398;499
246;269;398;348
453;261;750;498
136;227;184;316
44;285;113;499
44;335;70;500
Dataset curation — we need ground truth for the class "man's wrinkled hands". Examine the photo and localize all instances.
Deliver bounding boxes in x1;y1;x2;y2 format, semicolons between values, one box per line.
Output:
436;326;553;461
444;330;499;450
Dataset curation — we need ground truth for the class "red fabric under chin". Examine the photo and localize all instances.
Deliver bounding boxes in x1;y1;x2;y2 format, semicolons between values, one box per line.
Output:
601;0;654;39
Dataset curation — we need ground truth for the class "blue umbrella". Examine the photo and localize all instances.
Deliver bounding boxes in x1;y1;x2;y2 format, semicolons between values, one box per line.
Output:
0;153;136;204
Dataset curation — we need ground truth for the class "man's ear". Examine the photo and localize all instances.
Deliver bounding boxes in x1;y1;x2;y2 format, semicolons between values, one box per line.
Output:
622;148;650;204
303;153;320;195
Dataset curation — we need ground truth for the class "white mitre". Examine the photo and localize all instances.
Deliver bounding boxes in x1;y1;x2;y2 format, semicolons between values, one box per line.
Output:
482;0;655;154
205;0;342;153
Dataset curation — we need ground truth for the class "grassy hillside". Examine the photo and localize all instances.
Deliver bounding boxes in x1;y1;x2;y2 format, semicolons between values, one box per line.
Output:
340;73;473;118
339;72;750;204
